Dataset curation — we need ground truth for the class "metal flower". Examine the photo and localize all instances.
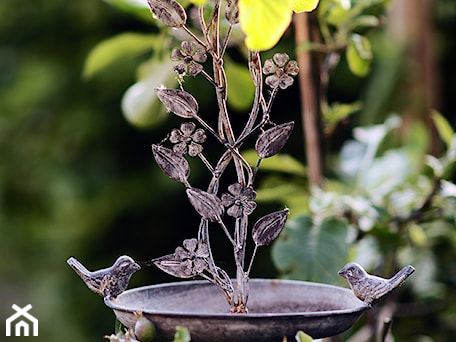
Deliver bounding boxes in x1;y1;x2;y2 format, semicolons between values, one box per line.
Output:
221;183;257;218
170;122;206;156
175;238;209;276
263;53;299;90
171;41;207;76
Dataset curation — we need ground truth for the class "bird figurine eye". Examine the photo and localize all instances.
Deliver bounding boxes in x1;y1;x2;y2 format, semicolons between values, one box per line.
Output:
119;261;130;269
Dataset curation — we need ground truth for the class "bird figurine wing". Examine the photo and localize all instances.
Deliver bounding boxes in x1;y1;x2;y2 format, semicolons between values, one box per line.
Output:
368;265;415;301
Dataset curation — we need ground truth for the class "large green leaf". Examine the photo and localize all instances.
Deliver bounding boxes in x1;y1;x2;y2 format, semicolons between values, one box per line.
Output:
272;215;350;283
239;0;293;51
83;32;156;79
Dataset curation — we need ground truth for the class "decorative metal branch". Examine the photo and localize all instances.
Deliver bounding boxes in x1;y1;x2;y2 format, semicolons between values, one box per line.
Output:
147;0;297;313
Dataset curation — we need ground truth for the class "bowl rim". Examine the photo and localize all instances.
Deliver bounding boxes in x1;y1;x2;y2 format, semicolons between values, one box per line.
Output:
104;278;369;318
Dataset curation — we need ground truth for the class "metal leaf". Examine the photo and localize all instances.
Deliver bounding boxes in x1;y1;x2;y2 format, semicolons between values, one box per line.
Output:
153;254;193;278
147;0;187;28
186;188;224;222
155;87;198;118
152;144;189;183
255;122;294;158
252;208;289;246
215;267;233;290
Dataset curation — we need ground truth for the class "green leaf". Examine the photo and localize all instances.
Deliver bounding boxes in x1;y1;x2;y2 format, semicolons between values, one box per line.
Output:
361;149;419;202
83;33;156;79
346;33;372;77
295;330;314;342
225;59;255;111
239;0;293;51
103;0;155;22
432;110;454;147
339;116;401;181
244;150;307;176
272;215;350;283
348;14;380;30
323;101;362;126
254;179;309;212
325;2;351;26
173;326;191;342
121;58;178;129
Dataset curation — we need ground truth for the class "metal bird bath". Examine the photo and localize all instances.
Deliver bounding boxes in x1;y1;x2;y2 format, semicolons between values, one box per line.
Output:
105;278;369;341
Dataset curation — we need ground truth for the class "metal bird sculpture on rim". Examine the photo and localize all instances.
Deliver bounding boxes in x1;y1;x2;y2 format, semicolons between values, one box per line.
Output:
67;255;141;299
338;262;415;306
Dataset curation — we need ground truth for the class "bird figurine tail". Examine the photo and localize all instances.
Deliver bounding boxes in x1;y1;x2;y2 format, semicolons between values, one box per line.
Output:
390;265;415;288
67;256;91;282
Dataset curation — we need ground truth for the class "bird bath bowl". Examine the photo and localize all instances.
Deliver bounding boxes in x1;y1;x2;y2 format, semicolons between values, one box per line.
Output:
105;278;369;341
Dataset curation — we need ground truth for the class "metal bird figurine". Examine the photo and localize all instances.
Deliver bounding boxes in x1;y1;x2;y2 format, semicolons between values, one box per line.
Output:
67;255;141;299
338;262;415;306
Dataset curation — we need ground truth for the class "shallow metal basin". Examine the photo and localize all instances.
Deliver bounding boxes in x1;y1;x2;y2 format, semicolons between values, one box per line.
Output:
105;278;369;341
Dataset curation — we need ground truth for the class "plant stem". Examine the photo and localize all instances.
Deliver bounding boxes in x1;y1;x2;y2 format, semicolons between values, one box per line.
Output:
295;12;324;187
195;3;250;312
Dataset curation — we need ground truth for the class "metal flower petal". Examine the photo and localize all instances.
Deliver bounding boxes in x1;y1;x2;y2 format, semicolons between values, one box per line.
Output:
263;59;277;75
181;122;197;136
183;238;198;253
188;141;203;157
188;63;204;77
273;52;289;67
285;60;299;76
192;48;208;63
278;75;295;90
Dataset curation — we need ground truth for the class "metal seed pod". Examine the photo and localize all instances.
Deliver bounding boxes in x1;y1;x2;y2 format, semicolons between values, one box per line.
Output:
152;144;190;184
255;122;294;159
147;0;187;28
186;188;224;222
252;208;289;246
155;87;198;118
